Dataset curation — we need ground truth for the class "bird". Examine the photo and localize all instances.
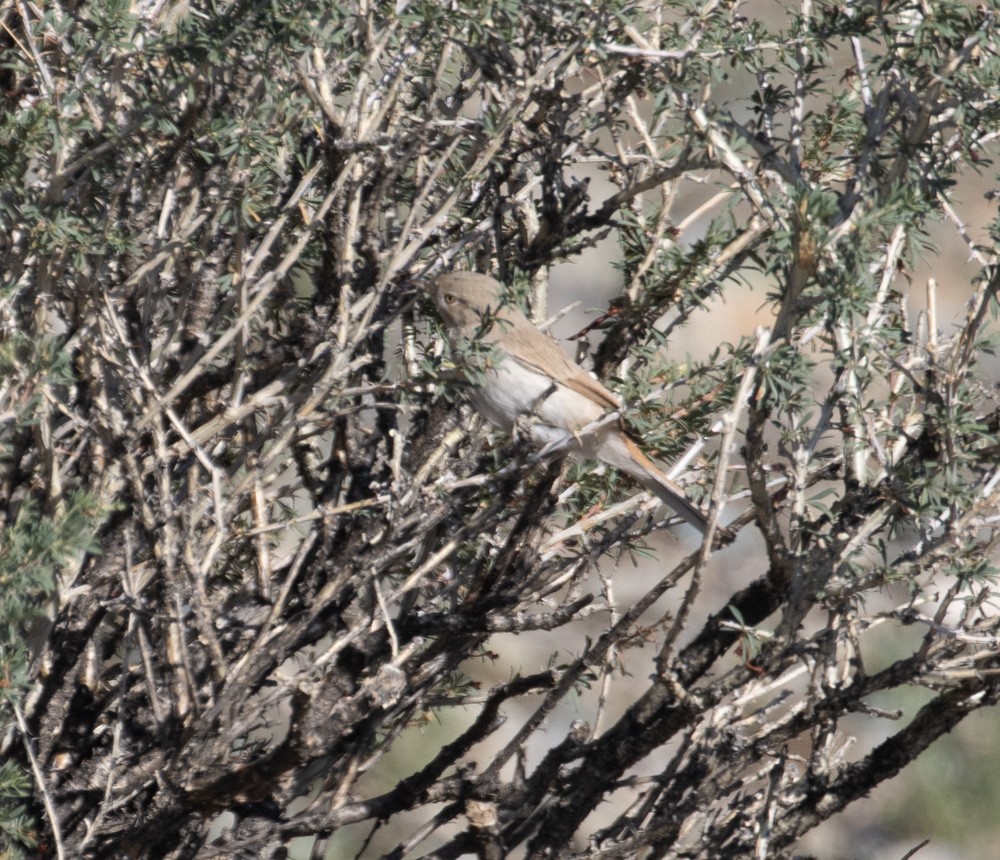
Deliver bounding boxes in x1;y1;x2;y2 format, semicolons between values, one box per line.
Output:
426;271;708;532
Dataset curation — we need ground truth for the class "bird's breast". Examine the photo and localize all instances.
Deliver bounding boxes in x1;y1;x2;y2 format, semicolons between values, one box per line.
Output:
469;355;606;438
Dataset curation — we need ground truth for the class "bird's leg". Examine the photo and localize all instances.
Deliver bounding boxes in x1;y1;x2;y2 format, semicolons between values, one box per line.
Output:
512;412;537;446
512;380;561;446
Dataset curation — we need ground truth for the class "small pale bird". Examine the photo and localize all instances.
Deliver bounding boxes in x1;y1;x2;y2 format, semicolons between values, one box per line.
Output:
427;272;708;532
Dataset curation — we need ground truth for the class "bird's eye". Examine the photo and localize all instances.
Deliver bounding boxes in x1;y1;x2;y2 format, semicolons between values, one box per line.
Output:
444;293;456;304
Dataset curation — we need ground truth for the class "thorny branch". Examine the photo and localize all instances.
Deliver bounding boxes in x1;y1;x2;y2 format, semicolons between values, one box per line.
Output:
0;2;998;859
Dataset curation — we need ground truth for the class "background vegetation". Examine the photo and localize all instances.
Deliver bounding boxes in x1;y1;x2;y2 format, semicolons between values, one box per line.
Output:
1;0;999;857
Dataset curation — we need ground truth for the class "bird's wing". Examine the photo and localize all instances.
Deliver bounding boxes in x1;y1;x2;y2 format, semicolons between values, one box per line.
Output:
500;319;621;411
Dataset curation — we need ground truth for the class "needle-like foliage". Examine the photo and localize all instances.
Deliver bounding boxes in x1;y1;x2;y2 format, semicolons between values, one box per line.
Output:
1;1;1000;858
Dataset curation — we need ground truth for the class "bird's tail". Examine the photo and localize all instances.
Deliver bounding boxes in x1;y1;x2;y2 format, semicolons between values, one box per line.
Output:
596;433;709;533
